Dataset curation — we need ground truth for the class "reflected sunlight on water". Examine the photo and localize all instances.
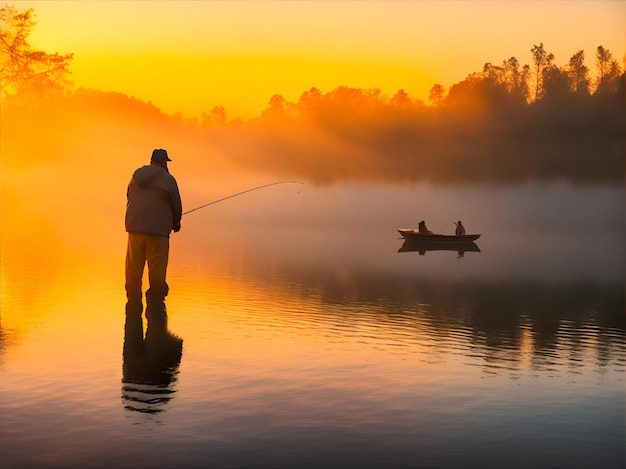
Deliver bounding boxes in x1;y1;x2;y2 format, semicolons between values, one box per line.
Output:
1;182;624;468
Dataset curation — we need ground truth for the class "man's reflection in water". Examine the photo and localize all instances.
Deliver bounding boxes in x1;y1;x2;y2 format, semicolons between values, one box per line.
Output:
122;297;183;414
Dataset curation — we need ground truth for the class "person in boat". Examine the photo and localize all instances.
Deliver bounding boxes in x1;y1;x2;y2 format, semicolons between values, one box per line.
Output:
418;220;432;234
125;149;183;311
455;221;466;236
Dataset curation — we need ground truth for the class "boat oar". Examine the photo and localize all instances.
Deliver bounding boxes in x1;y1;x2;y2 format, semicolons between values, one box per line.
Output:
182;180;303;216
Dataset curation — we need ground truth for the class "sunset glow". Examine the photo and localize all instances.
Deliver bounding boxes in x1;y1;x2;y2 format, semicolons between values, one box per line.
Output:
17;0;626;119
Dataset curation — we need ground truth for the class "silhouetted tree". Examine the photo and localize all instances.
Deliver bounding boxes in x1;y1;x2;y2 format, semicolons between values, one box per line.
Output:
567;50;590;96
328;86;382;113
595;46;612;85
482;62;503;82
201;105;227;127
428;83;445;106
297;87;322;114
446;69;514;113
501;57;530;102
541;63;571;100
261;93;287;120
531;43;554;101
390;88;412;108
595;46;623;95
0;5;73;99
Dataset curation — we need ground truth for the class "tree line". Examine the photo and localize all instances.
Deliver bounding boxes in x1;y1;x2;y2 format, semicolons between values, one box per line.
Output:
2;5;624;185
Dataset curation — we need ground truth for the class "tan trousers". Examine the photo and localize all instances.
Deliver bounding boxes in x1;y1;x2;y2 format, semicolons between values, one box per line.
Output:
125;232;170;302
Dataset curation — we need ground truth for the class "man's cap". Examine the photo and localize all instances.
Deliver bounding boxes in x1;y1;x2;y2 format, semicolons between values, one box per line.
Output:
151;149;172;162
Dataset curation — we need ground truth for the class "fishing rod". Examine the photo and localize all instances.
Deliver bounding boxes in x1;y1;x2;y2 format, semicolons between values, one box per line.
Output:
182;180;303;216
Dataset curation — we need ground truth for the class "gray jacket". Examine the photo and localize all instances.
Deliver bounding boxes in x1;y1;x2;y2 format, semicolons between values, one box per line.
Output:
125;165;182;237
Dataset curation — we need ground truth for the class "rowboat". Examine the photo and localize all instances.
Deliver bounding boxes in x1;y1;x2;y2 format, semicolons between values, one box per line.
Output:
397;229;481;242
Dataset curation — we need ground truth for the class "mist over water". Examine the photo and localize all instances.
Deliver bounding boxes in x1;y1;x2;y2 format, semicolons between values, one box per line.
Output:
1;170;624;468
1;41;624;468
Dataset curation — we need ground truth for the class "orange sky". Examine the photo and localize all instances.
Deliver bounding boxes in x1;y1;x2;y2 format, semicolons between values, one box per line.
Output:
14;0;626;119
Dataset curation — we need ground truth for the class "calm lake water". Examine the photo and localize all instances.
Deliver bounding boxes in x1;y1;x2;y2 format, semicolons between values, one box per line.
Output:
1;181;624;469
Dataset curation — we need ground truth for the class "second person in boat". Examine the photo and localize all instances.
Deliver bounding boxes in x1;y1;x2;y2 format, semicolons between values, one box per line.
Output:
418;220;432;234
455;221;466;236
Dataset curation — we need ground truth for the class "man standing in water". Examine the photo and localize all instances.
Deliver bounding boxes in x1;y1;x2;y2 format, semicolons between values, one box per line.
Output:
125;149;182;310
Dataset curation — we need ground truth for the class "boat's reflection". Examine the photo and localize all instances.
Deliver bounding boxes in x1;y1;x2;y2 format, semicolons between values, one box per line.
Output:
398;238;481;257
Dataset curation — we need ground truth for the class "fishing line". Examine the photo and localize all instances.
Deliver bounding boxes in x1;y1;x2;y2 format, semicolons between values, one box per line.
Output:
182;180;303;216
